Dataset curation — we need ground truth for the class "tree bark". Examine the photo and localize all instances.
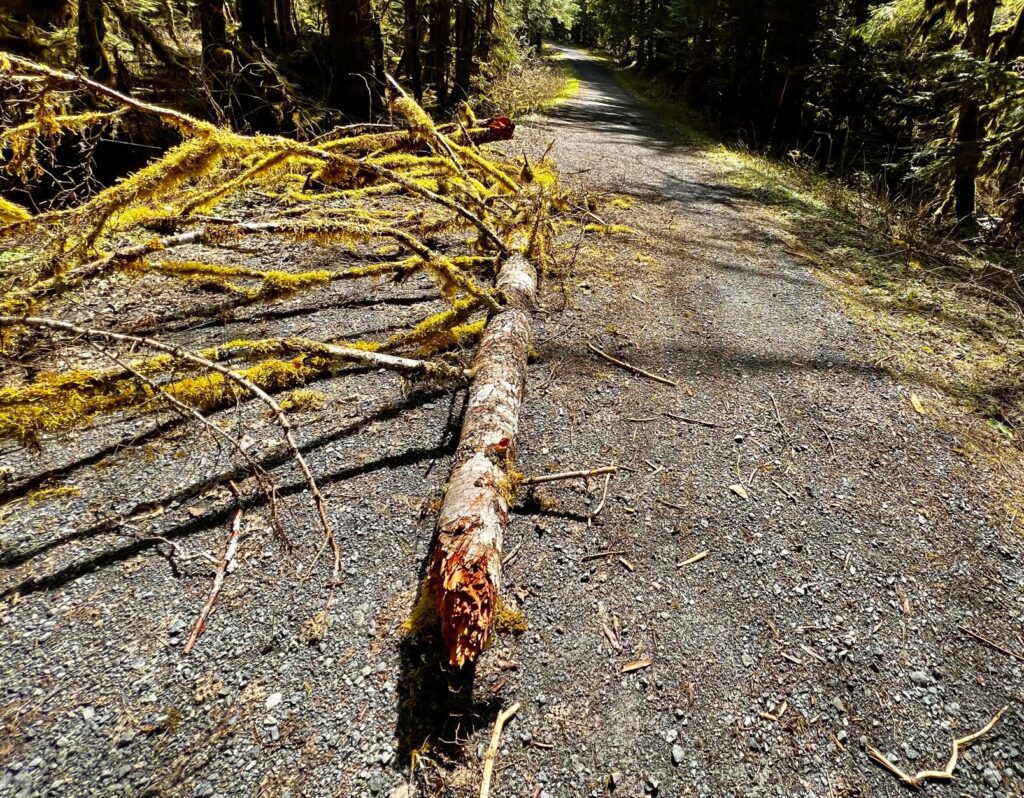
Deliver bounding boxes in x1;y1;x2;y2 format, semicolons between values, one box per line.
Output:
275;0;296;47
427;0;452;110
404;0;423;101
951;0;997;227
326;0;380;120
238;0;266;46
77;0;112;81
198;0;227;51
476;0;495;62
452;0;477;102
428;253;536;667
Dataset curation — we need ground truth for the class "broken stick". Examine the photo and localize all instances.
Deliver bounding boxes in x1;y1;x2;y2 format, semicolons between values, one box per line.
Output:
479;702;520;798
521;465;617;485
866;705;1008;788
587;342;677;387
184;504;244;654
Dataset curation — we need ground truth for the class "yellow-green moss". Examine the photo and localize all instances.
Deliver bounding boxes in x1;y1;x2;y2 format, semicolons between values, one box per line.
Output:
493;597;527;635
401;587;440;637
27;485;82;505
280;388;327;411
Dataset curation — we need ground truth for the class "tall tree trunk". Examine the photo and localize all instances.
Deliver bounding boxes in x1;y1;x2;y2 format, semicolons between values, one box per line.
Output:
404;0;424;101
427;0;452;110
275;0;295;47
326;0;380;120
635;0;647;68
952;0;997;227
452;0;477;102
77;0;112;81
198;0;227;58
763;0;823;148
238;0;266;45
476;0;496;62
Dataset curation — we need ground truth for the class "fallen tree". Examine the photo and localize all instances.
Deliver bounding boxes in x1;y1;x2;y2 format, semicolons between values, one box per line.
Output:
0;51;589;662
427;252;536;667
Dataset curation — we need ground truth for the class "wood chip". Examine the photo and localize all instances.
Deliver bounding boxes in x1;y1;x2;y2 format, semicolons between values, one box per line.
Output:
678;550;709;567
910;392;926;414
729;483;749;500
622;658;652;673
799;644;826;663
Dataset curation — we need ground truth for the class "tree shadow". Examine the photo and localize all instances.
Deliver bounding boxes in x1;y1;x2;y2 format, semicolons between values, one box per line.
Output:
0;388;453;592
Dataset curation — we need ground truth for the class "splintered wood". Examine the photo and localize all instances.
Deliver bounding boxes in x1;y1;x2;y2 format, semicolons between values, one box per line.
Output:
427;254;537;667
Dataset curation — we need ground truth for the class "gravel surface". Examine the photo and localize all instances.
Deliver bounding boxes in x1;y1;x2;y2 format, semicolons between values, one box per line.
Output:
2;45;1022;798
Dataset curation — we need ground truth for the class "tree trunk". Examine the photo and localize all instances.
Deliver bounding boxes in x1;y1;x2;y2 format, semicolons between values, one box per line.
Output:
951;0;997;228
275;0;295;47
452;0;477;102
77;0;112;81
428;253;536;668
238;0;266;45
427;0;452;110
326;0;380;120
477;0;495;62
404;0;423;101
198;0;229;117
198;0;227;57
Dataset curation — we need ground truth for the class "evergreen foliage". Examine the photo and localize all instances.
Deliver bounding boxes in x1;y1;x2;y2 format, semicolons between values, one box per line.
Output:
571;0;1024;239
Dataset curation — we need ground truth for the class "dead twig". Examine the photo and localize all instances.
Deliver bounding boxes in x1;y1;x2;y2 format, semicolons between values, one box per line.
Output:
665;412;717;428
678;550;709;567
479;702;520;798
184;496;244;654
768;393;789;438
958;625;1024;663
521;465;617;486
580;549;627;562
770;480;797;503
813;422;837;459
866;706;1008;788
89;342;287;546
589;472;612;522
587;342;677;387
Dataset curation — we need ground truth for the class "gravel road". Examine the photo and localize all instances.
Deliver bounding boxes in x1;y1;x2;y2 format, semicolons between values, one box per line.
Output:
1;45;1022;798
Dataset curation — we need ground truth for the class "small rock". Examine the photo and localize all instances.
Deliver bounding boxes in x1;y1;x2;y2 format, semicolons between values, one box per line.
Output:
194;782;215;798
832;698;846;713
81;707;95;721
909;670;932;686
664;729;678;743
672;744;684;766
741;653;753;668
983;768;1001;788
265;693;283;710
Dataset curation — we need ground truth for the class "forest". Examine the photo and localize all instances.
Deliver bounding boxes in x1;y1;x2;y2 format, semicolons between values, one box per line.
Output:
1;2;1023;798
571;0;1024;238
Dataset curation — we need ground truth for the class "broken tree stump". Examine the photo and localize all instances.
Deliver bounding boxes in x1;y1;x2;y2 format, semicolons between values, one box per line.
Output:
427;253;537;667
